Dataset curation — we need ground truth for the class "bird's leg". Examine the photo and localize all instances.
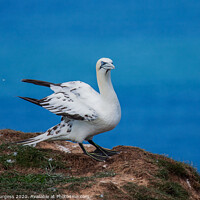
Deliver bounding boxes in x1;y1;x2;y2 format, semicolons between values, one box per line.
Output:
88;140;120;156
78;143;107;162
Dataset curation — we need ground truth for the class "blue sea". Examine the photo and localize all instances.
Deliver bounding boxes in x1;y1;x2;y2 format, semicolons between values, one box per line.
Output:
0;1;200;171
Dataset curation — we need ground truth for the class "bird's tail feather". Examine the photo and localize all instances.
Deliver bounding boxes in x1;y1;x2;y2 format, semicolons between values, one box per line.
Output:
16;123;63;146
16;133;47;146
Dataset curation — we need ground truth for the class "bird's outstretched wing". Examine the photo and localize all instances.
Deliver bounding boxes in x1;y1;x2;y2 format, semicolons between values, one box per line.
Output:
19;79;99;121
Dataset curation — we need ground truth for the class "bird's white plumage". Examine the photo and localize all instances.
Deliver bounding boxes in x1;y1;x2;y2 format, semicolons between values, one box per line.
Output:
40;81;99;121
20;58;121;145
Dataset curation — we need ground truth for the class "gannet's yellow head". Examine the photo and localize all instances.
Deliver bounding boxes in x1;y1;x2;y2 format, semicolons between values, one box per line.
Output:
96;58;115;74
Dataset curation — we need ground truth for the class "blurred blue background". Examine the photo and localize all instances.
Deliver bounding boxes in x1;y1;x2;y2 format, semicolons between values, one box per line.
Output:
0;1;200;170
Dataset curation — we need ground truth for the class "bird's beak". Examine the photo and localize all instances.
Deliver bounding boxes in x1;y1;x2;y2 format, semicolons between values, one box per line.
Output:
102;63;115;70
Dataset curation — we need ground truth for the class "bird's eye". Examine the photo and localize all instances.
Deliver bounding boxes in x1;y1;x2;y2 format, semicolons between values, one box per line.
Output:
101;61;106;66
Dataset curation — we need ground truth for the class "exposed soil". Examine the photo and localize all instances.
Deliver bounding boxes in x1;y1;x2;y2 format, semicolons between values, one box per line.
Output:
0;129;200;200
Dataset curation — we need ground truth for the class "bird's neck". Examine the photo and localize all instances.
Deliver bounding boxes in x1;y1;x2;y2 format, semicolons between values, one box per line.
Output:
97;71;116;100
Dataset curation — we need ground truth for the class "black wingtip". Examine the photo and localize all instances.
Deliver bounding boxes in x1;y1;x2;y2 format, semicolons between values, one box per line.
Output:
21;79;52;87
18;96;41;106
21;79;35;83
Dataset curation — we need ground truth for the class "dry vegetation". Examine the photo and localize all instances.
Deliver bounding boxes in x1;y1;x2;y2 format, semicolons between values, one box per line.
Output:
0;129;200;200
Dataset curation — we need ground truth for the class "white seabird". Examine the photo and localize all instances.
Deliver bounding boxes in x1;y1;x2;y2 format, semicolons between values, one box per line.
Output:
18;58;121;161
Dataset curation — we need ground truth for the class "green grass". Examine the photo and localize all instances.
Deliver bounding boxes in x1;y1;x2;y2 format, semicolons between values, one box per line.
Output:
0;171;116;195
154;181;189;200
155;158;189;179
187;165;200;183
0;171;66;195
0;143;120;195
156;168;170;180
0;144;66;171
65;182;93;192
187;166;200;192
62;170;117;193
123;181;189;200
122;182;168;200
59;176;95;193
151;158;190;199
0;171;97;195
192;169;200;183
153;156;200;194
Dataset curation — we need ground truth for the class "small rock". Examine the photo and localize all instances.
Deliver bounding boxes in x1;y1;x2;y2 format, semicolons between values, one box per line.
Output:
13;152;18;156
47;187;57;192
186;179;192;188
6;159;15;163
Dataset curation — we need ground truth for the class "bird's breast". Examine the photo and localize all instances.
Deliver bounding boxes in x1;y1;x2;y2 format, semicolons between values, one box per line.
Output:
96;100;121;131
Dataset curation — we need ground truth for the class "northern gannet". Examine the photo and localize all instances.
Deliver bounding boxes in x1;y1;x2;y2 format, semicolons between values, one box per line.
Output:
18;58;121;161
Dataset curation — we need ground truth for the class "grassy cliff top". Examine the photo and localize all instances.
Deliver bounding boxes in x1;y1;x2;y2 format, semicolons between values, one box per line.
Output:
0;129;200;200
